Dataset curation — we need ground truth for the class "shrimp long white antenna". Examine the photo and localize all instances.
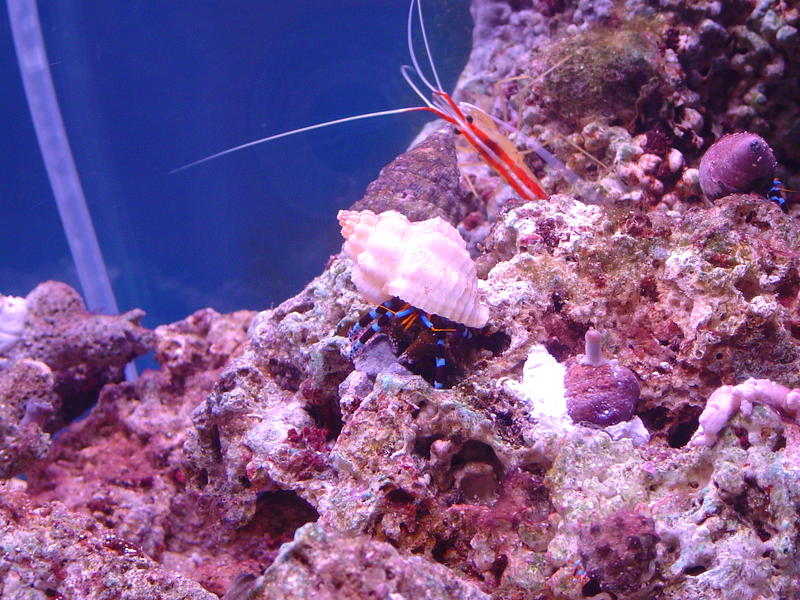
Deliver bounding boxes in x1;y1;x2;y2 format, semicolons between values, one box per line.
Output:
407;0;444;94
400;65;436;108
174;1;452;174
399;63;466;133
172;2;554;202
171;107;426;173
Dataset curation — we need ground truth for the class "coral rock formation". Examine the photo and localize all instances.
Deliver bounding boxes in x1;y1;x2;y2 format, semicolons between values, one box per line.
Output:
1;281;155;422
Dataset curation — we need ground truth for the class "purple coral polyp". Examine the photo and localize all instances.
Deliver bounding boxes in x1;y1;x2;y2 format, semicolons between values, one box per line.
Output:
699;132;777;200
565;361;640;426
564;331;640;427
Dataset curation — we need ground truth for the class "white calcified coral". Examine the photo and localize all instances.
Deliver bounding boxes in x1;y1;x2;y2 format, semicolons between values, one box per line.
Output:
502;344;572;426
690;378;800;447
0;294;27;354
338;209;489;328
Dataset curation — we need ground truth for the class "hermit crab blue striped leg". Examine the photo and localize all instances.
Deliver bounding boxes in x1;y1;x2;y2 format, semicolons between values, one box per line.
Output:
768;177;788;212
419;313;453;390
350;298;414;357
350;298;475;389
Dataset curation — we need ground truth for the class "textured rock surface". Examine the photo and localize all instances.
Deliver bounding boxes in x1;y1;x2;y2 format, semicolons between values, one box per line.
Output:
0;281;155;423
349;128;476;224
250;523;491;600
0;481;216;600
2;1;800;599
481;193;800;445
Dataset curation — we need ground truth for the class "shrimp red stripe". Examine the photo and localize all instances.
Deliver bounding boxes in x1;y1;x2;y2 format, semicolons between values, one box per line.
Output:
409;104;534;199
433;92;547;200
410;94;547;201
427;102;539;200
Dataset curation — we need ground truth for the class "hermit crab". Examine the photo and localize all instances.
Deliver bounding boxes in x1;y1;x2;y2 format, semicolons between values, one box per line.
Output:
338;209;496;389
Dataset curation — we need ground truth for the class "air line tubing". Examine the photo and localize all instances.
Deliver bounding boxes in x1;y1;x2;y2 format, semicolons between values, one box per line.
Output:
7;0;136;380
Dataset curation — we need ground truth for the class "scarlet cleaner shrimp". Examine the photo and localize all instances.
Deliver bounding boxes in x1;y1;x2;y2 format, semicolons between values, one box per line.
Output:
173;0;573;202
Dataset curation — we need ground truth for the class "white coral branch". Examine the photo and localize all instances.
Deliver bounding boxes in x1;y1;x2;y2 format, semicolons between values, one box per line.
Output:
690;378;800;447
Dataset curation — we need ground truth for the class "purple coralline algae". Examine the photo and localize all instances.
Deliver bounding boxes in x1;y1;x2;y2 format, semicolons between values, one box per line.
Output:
2;0;800;599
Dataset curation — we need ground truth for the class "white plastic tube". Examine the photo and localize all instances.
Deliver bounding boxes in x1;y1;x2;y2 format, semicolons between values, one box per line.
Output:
7;0;136;380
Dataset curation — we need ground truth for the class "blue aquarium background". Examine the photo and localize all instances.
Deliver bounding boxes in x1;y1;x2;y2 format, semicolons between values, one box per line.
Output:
0;1;471;329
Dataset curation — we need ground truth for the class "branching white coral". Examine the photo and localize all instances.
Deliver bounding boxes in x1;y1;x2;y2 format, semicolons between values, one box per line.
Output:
690;378;800;447
0;294;27;354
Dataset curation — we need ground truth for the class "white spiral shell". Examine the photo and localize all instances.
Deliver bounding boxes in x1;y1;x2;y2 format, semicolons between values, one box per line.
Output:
338;209;489;328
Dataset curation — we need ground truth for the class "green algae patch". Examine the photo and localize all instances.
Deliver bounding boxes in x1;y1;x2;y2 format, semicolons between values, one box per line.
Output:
533;25;663;126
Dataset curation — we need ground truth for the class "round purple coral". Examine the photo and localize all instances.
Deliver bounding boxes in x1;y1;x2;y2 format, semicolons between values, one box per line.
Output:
564;330;640;426
699;132;777;200
578;508;659;594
